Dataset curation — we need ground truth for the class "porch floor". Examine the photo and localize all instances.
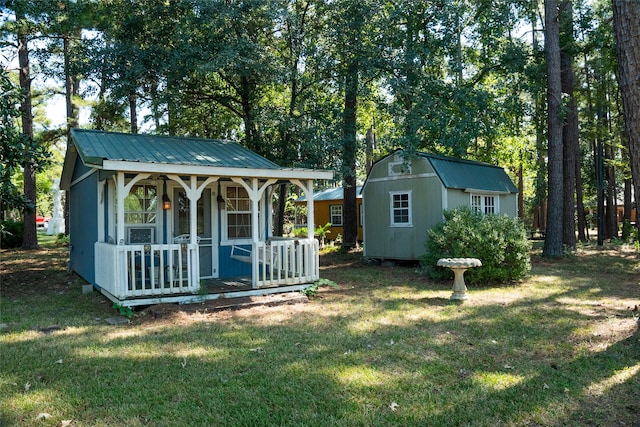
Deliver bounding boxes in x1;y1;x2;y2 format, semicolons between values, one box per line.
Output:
104;276;313;307
202;276;253;293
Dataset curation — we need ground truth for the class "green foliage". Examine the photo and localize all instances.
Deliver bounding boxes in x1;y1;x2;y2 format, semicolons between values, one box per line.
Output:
0;220;24;249
112;302;133;319
620;219;637;243
315;222;332;239
0;70;51;214
420;207;531;284
55;232;69;246
301;278;339;298
294;223;332;239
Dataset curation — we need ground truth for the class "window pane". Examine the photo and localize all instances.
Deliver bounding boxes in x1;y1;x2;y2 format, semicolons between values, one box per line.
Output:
330;205;343;226
125;184;157;224
391;192;411;225
225;185;252;240
228;213;251;238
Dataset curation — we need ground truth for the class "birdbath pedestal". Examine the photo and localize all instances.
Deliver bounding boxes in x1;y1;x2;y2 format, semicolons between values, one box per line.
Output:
437;258;482;300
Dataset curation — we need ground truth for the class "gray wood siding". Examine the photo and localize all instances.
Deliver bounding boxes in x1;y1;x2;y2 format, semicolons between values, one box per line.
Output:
363;152;519;261
363;155;444;260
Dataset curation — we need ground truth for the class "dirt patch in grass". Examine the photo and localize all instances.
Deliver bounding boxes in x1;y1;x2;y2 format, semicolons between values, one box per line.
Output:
136;292;310;324
0;246;80;300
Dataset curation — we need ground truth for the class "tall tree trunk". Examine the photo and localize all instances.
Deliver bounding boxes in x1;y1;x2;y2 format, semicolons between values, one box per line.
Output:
543;0;564;257
129;93;138;134
240;76;261;155
16;9;38;250
64;35;79;236
342;63;358;250
622;176;632;240
596;103;605;245
530;10;547;233
517;162;524;220
365;126;374;176
560;2;577;249
605;144;618;239
612;0;640;237
575;157;587;242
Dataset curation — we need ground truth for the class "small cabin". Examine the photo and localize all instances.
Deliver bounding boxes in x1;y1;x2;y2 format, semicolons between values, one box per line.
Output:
294;186;363;242
362;150;518;261
60;129;333;307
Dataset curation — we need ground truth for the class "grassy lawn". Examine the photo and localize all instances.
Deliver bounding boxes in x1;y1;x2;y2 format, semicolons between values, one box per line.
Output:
1;234;638;426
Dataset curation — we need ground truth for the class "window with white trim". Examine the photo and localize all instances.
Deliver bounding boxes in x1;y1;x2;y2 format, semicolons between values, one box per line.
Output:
390;191;412;227
123;184;157;243
124;184;157;225
224;185;252;240
471;194;497;214
330;204;343;226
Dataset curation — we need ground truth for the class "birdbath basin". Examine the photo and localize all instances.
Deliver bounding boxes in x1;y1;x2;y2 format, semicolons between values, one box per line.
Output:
436;258;482;300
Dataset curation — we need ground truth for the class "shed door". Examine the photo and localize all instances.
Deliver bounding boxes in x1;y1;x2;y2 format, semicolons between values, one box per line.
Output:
174;188;218;279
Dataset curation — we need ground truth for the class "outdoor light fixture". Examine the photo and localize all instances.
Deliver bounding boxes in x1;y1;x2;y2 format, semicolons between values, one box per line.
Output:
217;194;225;210
162;178;171;210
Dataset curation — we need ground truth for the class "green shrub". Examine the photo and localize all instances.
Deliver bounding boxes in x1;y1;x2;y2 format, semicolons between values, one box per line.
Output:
0;220;24;249
55;232;70;246
420;207;531;284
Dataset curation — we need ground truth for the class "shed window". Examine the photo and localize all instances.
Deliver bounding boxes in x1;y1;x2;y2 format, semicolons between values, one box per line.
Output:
330;204;343;226
471;194;497;214
390;191;412;227
124;184;157;224
123;184;157;244
223;185;252;240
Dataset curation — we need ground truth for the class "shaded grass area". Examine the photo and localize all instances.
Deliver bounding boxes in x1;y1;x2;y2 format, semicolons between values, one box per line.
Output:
0;236;638;426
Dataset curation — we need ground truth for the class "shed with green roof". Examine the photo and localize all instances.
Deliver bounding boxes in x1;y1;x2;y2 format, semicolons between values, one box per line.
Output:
361;150;518;261
61;129;333;306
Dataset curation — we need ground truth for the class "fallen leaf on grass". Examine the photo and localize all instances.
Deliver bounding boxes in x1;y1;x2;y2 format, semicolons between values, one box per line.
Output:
35;413;51;421
60;420;73;427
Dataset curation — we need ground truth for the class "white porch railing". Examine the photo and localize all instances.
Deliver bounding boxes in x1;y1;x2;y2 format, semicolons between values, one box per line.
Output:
254;238;319;287
95;242;200;299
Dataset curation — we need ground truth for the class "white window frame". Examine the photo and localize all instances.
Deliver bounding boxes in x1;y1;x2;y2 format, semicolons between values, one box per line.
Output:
330;204;343;226
470;193;499;215
122;183;158;244
390;190;412;227
221;183;253;245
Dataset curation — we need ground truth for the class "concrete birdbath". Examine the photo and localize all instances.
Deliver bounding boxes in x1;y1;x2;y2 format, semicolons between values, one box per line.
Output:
436;258;482;300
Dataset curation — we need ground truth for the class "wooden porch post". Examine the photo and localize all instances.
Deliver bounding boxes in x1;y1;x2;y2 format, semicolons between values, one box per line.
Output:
231;177;277;288
289;179;315;239
306;179;314;240
116;171;151;244
251;178;260;288
189;176;198;245
116;172;125;245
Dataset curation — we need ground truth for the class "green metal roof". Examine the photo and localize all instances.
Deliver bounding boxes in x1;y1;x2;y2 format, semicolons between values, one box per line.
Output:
413;152;517;193
70;128;280;170
296;186;362;202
